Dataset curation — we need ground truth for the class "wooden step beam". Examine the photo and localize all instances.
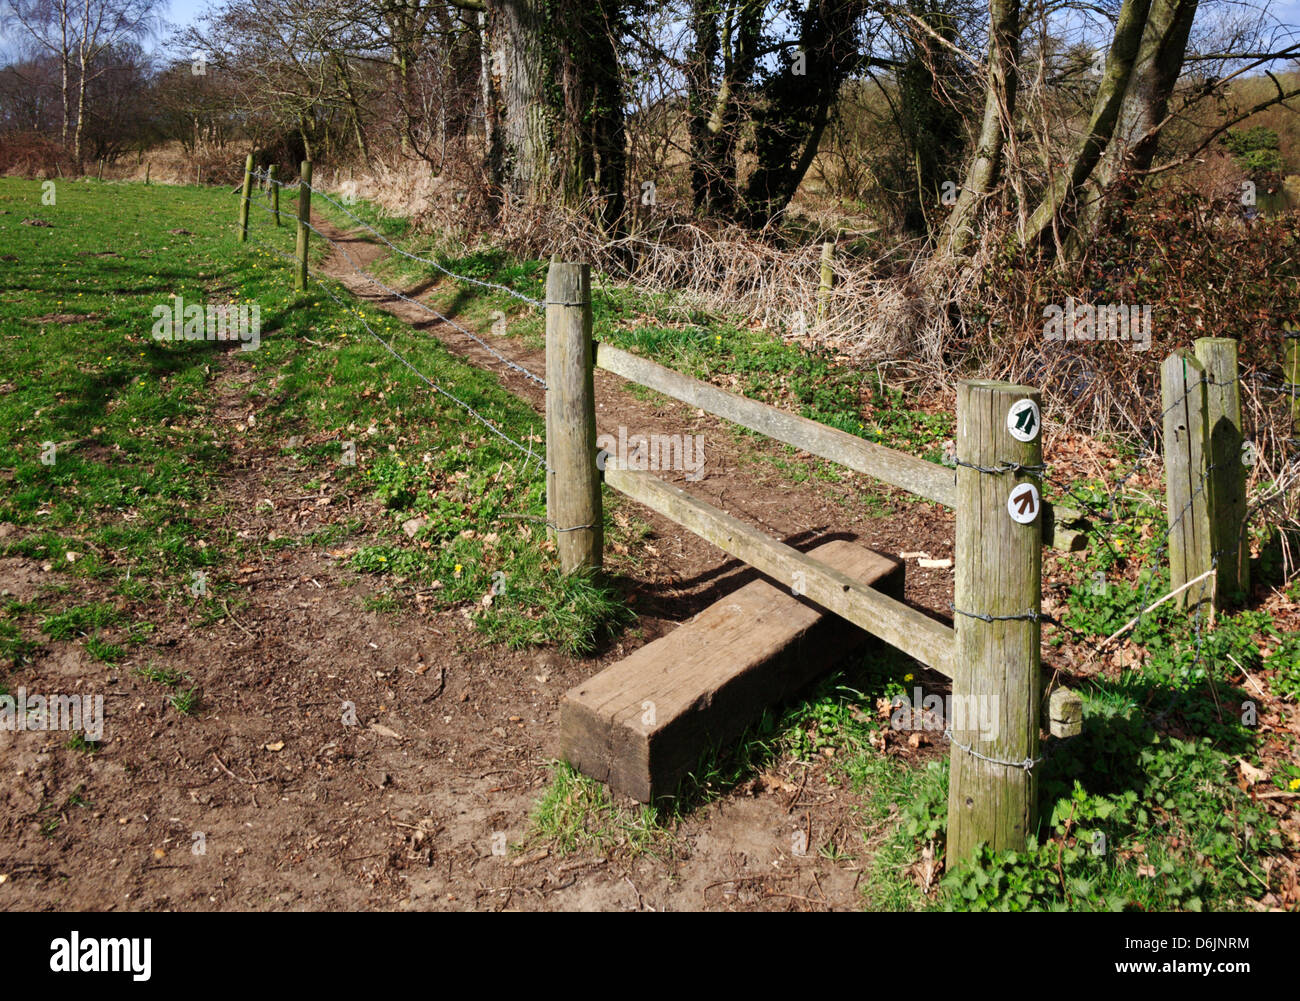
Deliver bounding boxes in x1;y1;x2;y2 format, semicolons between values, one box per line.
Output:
560;540;904;802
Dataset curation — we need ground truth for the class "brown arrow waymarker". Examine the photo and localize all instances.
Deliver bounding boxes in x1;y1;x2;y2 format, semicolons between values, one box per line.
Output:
1007;483;1039;524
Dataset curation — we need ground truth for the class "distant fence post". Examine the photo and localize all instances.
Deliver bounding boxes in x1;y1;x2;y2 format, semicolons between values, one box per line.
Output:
295;160;312;292
545;261;602;574
269;164;281;226
1194;337;1247;606
1161;350;1214;612
817;239;834;323
144;162;150;186
948;380;1042;866
1287;331;1300;436
238;153;253;243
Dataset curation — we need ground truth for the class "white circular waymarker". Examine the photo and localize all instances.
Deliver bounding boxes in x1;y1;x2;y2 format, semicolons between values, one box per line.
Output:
1006;399;1041;442
1007;483;1040;525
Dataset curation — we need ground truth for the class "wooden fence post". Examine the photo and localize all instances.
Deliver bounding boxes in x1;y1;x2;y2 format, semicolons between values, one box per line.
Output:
1287;333;1300;436
295;160;312;292
948;380;1042;866
1161;350;1214;612
817;239;834;323
1194;337;1247;606
269;164;281;226
144;162;150;186
238;153;253;243
545;261;602;573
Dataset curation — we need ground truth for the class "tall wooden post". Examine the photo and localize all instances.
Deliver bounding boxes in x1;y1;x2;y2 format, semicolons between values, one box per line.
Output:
1194;338;1247;606
817;239;834;323
545;261;602;573
1287;333;1300;436
238;153;254;242
1161;350;1213;611
144;162;151;186
295;160;312;292
948;380;1042;865
269;164;281;226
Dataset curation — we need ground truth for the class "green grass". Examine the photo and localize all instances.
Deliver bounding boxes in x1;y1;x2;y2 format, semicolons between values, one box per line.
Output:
526;761;673;860
0;176;630;659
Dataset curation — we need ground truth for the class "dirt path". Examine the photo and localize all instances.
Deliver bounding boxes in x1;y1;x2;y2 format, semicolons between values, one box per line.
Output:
0;219;962;913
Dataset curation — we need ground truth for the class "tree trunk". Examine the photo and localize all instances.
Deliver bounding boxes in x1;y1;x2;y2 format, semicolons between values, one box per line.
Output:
688;0;761;216
484;0;627;230
938;0;1020;255
1068;0;1198;255
740;0;866;227
1022;0;1154;250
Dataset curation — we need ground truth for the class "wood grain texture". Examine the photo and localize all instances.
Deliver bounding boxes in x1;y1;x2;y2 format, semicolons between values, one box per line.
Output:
604;467;956;676
545;262;602;572
947;380;1042;865
1194;338;1247;606
596;342;957;507
1161;350;1213;612
560;540;903;802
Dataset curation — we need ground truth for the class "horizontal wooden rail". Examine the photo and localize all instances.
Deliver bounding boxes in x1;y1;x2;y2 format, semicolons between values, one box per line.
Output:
604;467;956;678
595;342;1088;550
596;342;957;506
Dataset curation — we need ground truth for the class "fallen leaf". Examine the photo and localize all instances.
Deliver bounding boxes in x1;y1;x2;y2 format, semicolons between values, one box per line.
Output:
264;741;285;752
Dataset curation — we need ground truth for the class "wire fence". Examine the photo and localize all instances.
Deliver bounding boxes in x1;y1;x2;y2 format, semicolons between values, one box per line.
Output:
234;166;1299;750
240;221;548;479
251;166;545;308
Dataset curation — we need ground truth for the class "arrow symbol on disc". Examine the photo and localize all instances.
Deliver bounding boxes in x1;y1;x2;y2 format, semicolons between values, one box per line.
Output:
1012;487;1036;516
1013;407;1037;437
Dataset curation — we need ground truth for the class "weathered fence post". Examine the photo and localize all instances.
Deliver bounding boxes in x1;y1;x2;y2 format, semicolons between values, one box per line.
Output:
1194;337;1247;605
144;162;150;186
238;153;253;243
1161;350;1214;612
295;160;312;292
817;239;834;323
1287;331;1300;436
545;261;602;573
948;380;1042;866
269;164;281;226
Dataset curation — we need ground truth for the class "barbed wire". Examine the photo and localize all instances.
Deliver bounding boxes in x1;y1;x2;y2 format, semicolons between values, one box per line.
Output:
251;166;545;309
246;196;547;388
242;229;548;476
